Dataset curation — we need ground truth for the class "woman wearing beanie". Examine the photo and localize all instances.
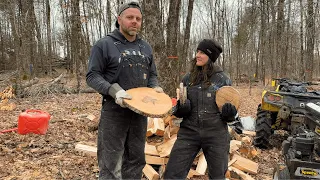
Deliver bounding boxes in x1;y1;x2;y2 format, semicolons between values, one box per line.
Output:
163;39;237;179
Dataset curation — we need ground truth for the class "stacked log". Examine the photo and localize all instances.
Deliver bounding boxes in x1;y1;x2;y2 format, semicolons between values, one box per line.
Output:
75;115;260;180
0;85;16;111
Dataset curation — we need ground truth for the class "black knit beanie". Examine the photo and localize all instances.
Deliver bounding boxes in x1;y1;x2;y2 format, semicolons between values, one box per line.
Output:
115;1;142;28
196;39;222;63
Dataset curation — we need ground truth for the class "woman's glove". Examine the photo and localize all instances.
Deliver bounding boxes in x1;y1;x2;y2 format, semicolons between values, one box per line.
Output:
173;99;191;118
221;103;237;122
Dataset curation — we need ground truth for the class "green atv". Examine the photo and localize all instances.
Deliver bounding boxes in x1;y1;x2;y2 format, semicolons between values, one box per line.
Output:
253;78;320;149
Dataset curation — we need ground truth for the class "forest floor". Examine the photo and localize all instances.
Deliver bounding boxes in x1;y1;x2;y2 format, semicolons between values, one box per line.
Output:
1;73;315;180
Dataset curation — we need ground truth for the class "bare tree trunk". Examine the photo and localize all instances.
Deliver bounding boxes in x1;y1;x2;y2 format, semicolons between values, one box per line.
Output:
285;0;291;77
159;0;181;96
143;0;167;97
166;0;181;57
106;1;111;33
34;1;44;75
142;0;165;61
45;0;52;76
0;22;4;71
71;0;82;92
181;0;194;80
255;35;260;82
8;1;20;73
277;0;286;77
28;0;37;78
209;1;215;37
214;0;223;65
221;0;226;70
225;6;233;80
101;2;107;36
116;0;120;14
60;0;72;73
82;1;91;59
20;0;31;74
96;0;102;38
52;21;57;59
260;0;267;85
235;0;241;86
305;0;315;81
220;0;226;69
299;0;304;80
269;0;276;79
88;6;95;44
18;0;37;78
314;1;319;78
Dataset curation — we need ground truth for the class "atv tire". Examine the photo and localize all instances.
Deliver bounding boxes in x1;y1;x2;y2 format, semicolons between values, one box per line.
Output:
254;104;273;149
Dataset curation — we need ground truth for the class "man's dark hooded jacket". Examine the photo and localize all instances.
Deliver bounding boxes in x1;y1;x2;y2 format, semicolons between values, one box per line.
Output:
86;29;159;95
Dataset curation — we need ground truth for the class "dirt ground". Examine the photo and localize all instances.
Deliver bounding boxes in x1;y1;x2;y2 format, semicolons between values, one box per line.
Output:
0;75;284;180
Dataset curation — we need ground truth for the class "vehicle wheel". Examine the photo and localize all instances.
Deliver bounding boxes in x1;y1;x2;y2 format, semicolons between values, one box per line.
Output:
253;104;273;149
273;163;290;180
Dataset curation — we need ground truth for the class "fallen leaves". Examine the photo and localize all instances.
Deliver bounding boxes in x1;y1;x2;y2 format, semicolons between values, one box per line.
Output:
0;82;295;180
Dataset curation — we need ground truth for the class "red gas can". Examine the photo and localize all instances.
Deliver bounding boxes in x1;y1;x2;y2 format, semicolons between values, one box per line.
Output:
18;109;51;135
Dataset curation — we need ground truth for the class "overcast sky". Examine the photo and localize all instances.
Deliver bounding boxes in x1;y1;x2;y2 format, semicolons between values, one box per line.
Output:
46;0;240;57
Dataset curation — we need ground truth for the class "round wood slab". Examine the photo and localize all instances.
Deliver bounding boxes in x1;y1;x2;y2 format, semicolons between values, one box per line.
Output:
123;87;172;118
216;86;241;111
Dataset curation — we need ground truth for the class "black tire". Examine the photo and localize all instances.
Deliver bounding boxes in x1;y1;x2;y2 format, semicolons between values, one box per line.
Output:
273;163;290;180
253;104;273;149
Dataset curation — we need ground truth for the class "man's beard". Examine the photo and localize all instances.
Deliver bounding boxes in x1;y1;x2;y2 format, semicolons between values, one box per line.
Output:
128;30;137;36
123;27;139;36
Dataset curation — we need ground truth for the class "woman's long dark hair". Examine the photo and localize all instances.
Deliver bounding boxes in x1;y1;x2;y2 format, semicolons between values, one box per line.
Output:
189;58;215;88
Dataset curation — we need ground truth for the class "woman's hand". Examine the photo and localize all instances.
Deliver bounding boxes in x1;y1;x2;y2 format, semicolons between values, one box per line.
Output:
173;99;191;118
221;103;237;122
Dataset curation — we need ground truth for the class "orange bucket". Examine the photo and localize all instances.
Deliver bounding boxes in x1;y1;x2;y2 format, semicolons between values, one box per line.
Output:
18;109;51;135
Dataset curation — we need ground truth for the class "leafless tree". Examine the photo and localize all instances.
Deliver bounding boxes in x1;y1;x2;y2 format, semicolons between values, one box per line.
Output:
1;0;320;95
305;0;315;81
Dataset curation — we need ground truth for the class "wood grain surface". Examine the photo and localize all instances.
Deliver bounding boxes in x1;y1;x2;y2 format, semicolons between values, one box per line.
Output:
216;86;241;111
123;87;172;118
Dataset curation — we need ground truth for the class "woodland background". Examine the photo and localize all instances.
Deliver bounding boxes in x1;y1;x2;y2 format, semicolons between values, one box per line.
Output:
0;0;319;96
1;1;320;179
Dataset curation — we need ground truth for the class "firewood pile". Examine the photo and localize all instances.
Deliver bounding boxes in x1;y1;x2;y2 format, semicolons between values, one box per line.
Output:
75;115;260;180
226;127;259;180
0;85;16;111
143;116;259;180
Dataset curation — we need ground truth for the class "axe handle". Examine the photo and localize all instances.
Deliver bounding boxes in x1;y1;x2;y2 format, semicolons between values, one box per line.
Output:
183;87;187;103
176;88;180;100
179;83;187;105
